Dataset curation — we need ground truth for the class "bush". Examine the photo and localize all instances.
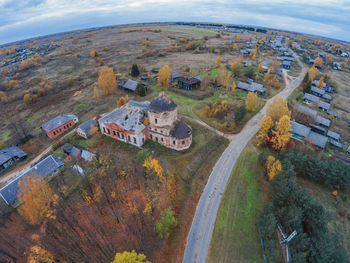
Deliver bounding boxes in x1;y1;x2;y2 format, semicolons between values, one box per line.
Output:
136;150;151;163
131;64;140;77
234;105;246;124
244;65;257;79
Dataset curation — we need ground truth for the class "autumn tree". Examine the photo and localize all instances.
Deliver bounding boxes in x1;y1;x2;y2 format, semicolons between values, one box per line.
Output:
317;76;324;89
93;86;100;100
271;115;291;150
216;56;222;67
117;97;127;107
157;65;171;89
111;250;151;263
144;116;149;126
18;174;58;225
256;116;273;146
266;156;282;181
231;61;242;77
23;93;32;103
155;207;177;239
314;57;324;67
28;244;55;263
90;48;97;58
245;92;258;111
308;66;319;81
237;54;244;63
266;96;290;122
258;63;263;72
326;54;333;65
200;75;210;90
231;81;236;92
236;34;241;42
233;43;237;50
0;142;5;150
131;64;140;77
98;67;116;95
38;88;45;97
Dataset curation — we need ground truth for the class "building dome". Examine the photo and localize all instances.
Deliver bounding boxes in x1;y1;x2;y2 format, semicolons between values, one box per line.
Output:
149;93;177;112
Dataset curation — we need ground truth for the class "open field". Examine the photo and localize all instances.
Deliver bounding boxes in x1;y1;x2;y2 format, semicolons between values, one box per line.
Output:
209;143;266;263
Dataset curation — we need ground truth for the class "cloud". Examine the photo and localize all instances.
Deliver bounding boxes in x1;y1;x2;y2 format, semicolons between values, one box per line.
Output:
0;0;349;45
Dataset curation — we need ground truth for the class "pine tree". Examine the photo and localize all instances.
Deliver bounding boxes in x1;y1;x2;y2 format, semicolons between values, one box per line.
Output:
131;64;140;77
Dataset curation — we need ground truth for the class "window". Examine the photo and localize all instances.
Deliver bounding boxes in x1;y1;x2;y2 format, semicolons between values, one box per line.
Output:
173;140;175;145
182;140;185;145
155;118;158;124
103;127;106;133
150;134;153;139
155;137;158;142
133;137;136;144
113;130;116;136
161;138;163;142
142;138;145;144
121;133;124;139
117;132;120;138
128;135;131;142
107;129;110;134
53;131;56;135
59;128;62;132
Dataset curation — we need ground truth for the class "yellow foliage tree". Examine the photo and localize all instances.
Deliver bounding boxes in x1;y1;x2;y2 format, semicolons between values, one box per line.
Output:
144;116;149;125
90;48;97;58
308;66;319;81
18;174;58;225
258;64;263;72
186;42;191;50
256;116;273;146
111;250;151;263
326;54;333;64
93;86;100;100
245;92;258;111
28;245;55;263
266;156;282;181
237;54;244;63
98;67;116;95
271;115;291;150
233;43;237;50
231;81;236;92
117;97;127;107
143;157;163;179
0;142;5;150
157;65;171;89
266;96;290;122
314;57;324;67
216;56;222;67
317;76;324;89
23;93;32;103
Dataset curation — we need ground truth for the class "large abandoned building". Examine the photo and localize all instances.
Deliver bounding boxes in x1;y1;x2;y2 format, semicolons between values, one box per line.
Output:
98;94;192;150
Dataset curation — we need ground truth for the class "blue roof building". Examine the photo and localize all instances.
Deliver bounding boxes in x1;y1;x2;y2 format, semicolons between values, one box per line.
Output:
0;155;64;206
0;147;27;172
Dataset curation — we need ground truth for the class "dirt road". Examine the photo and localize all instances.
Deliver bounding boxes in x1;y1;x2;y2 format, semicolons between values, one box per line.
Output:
0;129;76;185
182;51;306;263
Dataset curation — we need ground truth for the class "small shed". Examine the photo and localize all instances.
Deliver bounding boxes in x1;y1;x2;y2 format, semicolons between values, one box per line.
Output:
177;77;201;90
327;130;340;141
282;60;291;69
307;131;328;149
77;119;98;139
330;140;343;149
120;79;139;92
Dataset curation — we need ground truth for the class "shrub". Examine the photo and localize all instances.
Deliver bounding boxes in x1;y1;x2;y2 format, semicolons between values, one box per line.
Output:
234;105;246;124
136;150;151;163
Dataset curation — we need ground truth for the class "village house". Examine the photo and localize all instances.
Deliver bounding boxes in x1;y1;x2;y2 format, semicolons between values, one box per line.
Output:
119;79;143;92
290;121;328;149
170;72;182;82
296;104;331;128
41;114;79;139
0;155;64;206
177;76;201;90
237;81;266;96
98;100;150;147
0;146;27;173
282;60;291;69
76;119;98;139
99;94;192;151
327;130;340;141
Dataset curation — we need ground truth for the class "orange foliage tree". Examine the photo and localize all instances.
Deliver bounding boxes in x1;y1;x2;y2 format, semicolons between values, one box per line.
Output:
308;66;319;81
90;48;97;58
236;35;241;42
216;56;222;67
23;93;32;104
266;156;282;181
117;97;127;107
314;57;324;67
157;65;171;89
98;67;116;95
18;174;58;225
317;76;324;89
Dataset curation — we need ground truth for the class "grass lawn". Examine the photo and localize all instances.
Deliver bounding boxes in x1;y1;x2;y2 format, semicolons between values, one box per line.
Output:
208;144;267;263
1;130;11;142
164;26;217;38
289;60;302;78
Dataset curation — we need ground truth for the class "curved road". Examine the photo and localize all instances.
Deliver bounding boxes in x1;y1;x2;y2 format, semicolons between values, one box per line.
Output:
182;50;306;263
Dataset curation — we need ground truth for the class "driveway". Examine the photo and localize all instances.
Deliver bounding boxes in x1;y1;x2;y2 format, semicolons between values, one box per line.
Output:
182;51;306;263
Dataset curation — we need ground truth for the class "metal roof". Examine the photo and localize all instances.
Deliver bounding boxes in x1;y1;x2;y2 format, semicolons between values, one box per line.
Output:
327;130;340;140
318;101;330;111
297;104;317;118
41;114;78;131
171;120;192;139
290;121;311;137
78;119;97;135
0;147;26;166
0;155;64;205
330;140;343;148
99;100;149;134
149;95;177;112
121;79;138;91
303;93;320;103
315;115;331;127
307;131;328;149
311;86;325;96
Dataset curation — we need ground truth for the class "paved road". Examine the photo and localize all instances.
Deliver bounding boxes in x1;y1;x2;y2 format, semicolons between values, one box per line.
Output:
182;51;306;263
0;128;76;185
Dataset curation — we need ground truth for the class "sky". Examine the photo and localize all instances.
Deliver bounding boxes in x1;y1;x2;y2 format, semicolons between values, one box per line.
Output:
0;0;349;45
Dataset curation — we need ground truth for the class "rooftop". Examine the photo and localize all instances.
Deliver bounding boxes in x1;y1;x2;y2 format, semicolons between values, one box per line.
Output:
0;155;64;205
311;86;325;95
307;131;328;149
78;119;97;135
171;120;192;139
290;121;311;138
41;114;78;131
327;130;340;140
149;94;177;112
0;146;27;166
99;100;150;134
178;76;201;85
121;79;139;91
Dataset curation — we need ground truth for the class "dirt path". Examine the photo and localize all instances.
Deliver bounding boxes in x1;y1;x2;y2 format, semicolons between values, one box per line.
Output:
0;129;76;185
182;49;306;263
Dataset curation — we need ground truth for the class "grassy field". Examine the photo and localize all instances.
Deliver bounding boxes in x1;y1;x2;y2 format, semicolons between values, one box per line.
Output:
208;144;266;263
164;26;217;38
